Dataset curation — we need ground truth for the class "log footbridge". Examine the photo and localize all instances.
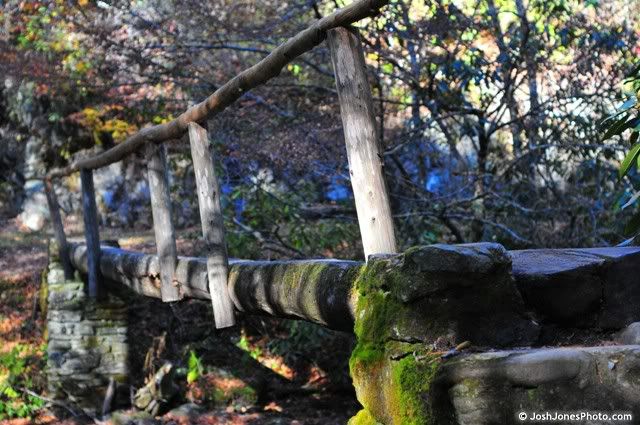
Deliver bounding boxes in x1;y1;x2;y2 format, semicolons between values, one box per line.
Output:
42;1;640;423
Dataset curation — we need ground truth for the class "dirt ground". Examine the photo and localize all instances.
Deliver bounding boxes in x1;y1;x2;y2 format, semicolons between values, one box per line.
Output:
0;217;360;425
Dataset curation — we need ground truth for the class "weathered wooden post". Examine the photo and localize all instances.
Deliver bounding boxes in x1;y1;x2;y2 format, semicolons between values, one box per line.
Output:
44;178;73;280
188;122;236;328
80;168;101;298
147;144;181;302
328;26;397;260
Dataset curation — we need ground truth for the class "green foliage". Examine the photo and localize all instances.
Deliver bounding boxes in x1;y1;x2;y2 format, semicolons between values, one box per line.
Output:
236;335;262;360
186;350;203;384
224;182;361;260
2;0;638;251
619;142;640;179
12;2;92;75
601;64;640;235
0;344;45;420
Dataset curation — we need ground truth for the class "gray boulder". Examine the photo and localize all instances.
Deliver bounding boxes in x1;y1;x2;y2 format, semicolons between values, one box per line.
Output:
616;322;640;345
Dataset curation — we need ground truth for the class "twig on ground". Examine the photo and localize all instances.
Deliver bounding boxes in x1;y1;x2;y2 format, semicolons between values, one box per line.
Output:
19;387;84;419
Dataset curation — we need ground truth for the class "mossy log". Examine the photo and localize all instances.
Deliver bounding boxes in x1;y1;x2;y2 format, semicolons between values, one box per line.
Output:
68;243;360;332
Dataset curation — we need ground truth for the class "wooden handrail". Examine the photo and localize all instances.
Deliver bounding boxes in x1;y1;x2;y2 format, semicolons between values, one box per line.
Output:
147;144;181;302
44;179;74;280
43;0;397;306
328;27;397;259
47;0;389;179
189;122;236;328
80;169;102;298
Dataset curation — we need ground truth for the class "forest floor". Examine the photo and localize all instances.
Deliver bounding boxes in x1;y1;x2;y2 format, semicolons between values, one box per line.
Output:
0;217;359;425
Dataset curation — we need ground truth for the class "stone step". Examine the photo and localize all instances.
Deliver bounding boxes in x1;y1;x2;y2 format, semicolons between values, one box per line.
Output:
511;246;640;329
434;345;640;425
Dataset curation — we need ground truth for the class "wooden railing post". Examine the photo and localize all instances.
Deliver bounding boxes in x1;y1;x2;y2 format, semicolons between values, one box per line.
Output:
44;178;74;280
188;122;235;328
328;26;398;260
80;168;101;298
147;144;181;302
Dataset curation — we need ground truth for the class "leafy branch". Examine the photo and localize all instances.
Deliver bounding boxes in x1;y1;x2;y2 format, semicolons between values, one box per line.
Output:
601;63;640;235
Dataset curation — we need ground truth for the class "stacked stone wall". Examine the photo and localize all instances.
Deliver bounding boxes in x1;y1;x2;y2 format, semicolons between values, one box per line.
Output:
45;258;128;414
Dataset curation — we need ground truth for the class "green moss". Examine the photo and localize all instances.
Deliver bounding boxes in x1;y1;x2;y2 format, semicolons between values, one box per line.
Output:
84;335;99;349
349;256;443;425
350;342;385;369
306;263;328;284
344;264;366;286
40;267;49;327
384;341;424;359
275;262;339;296
201;369;258;408
279;265;303;290
353;291;394;342
349;409;381;425
209;383;257;406
352;258;402;345
354;258;391;295
389;354;441;424
237;385;257;400
112;373;128;384
211;387;227;404
462;378;481;396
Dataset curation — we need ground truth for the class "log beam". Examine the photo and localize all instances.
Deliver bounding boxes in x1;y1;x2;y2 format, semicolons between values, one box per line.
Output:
44;178;73;280
68;244;360;332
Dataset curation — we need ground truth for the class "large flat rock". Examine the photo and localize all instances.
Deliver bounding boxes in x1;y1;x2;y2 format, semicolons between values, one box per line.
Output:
433;345;640;424
511;247;640;328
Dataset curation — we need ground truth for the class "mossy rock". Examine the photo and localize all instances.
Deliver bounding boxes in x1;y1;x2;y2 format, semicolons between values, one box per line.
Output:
348;243;537;424
351;345;442;425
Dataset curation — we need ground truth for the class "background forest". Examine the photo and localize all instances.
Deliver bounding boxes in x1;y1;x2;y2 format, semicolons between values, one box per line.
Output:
1;1;640;423
2;0;640;259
